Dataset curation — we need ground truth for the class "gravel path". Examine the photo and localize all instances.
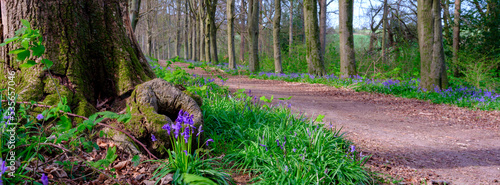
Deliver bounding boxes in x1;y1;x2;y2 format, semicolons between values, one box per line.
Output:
163;61;500;184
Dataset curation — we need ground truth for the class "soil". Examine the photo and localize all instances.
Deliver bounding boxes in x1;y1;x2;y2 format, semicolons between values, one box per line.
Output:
162;61;500;185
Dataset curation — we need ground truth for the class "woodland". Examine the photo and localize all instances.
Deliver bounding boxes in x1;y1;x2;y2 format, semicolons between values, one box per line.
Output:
0;0;499;184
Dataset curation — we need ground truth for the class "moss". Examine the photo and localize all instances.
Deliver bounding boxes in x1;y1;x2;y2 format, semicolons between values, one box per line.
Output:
183;90;203;107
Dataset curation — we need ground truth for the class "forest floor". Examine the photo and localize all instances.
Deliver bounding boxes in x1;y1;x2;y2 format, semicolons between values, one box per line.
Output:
163;61;500;184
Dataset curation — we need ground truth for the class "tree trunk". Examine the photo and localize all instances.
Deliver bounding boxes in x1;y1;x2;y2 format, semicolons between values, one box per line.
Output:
452;0;461;76
130;0;142;31
175;0;181;57
339;0;357;77
146;0;153;56
0;0;155;116
192;17;197;61
208;0;218;63
184;0;189;59
418;0;448;91
319;0;327;58
382;0;388;63
273;0;282;73
248;0;260;72
205;16;211;62
303;0;325;76
227;0;236;69
240;0;246;63
199;11;205;61
289;0;293;57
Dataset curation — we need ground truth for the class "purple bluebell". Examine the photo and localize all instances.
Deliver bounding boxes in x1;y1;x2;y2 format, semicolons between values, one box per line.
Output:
205;138;214;146
41;173;48;185
183;127;190;143
196;125;203;136
151;134;157;142
162;124;171;135
350;145;356;153
259;144;268;151
292;148;296;152
183;150;188;156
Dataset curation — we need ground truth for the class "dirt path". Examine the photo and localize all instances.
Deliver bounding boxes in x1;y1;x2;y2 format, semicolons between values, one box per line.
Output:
163;61;500;184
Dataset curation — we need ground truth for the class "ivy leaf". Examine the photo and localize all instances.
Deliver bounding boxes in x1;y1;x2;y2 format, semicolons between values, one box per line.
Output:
21;19;31;29
42;59;53;69
20;60;37;68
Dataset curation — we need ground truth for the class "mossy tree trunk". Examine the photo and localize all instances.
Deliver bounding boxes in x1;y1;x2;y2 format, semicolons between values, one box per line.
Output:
452;0;461;77
207;0;218;63
130;0;142;31
418;0;448;91
248;0;260;72
273;0;282;74
319;0;327;58
339;0;357;77
0;0;155;117
304;0;325;76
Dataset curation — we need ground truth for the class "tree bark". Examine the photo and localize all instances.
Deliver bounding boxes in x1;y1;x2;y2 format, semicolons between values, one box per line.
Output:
339;0;357;77
273;0;282;73
146;0;153;56
248;0;260;72
204;15;211;62
382;0;388;63
289;0;293;57
240;0;247;63
0;0;155;116
208;0;218;63
199;8;205;61
304;0;325;76
452;0;461;76
418;0;448;91
130;0;142;31
184;0;189;59
175;0;181;57
227;0;236;69
319;0;327;57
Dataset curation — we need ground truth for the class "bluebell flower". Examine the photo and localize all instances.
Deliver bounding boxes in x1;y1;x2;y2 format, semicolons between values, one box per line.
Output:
162;124;171;135
183;150;188;156
41;173;48;185
151;134;157;142
350;145;356;153
259;144;268;151
292;148;296;152
205;138;214;146
183;127;190;143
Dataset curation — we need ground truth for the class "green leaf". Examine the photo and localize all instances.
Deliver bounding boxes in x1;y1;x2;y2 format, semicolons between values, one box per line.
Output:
182;173;217;185
20;60;37;68
56;116;72;132
105;146;118;164
278;96;293;100
131;155;140;167
315;114;325;123
8;48;26;55
16;49;31;61
21;38;30;49
117;113;131;123
31;43;45;57
42;59;53;69
98;111;119;119
2;36;20;45
21;19;31;29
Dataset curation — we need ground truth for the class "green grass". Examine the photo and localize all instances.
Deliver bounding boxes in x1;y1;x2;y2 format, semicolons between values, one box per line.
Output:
150;58;374;184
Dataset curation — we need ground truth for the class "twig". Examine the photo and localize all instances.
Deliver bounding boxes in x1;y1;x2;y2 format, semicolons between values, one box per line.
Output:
15;143;121;185
1;100;159;160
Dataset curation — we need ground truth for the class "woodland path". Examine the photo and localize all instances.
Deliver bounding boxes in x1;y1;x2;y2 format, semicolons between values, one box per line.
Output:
163;61;500;184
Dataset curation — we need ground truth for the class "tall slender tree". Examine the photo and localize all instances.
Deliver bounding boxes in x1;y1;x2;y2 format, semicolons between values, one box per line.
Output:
452;0;461;76
184;0;189;59
339;0;357;77
303;0;325;75
273;0;283;73
130;0;142;31
240;0;247;62
248;0;260;72
418;0;448;90
319;0;327;57
289;0;293;57
175;0;181;57
228;0;236;69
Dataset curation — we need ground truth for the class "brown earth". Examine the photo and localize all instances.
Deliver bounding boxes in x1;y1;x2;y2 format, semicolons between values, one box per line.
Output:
163;61;500;185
